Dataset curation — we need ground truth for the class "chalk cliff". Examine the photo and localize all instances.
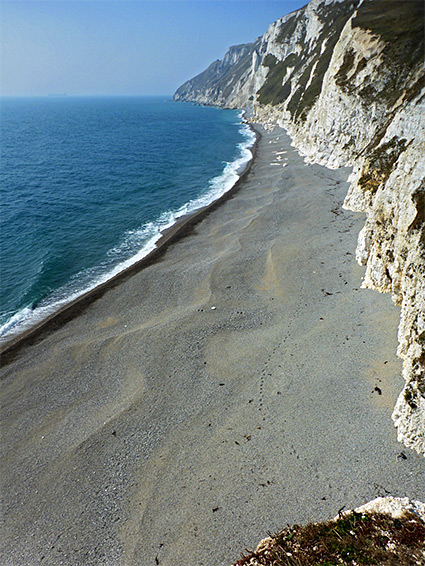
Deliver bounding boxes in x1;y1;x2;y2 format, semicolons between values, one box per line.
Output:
174;0;425;454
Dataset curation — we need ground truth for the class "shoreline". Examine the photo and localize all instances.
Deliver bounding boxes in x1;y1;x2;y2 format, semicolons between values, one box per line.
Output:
0;123;260;367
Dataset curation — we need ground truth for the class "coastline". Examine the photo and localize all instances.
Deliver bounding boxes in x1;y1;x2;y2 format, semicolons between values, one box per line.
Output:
0;124;260;367
2;124;424;566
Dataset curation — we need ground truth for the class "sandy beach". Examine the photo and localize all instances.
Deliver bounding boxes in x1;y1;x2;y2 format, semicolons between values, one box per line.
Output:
1;125;424;566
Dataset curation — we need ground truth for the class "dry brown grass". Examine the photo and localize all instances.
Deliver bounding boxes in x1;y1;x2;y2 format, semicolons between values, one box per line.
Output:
233;510;425;566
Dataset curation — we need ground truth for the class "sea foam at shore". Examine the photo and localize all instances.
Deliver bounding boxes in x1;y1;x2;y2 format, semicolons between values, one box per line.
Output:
0;97;255;342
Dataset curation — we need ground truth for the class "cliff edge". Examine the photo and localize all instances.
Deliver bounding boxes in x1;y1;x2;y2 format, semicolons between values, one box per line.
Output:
174;0;425;454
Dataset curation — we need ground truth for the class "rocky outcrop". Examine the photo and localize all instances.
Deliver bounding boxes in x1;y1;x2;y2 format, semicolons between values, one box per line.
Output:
173;0;425;454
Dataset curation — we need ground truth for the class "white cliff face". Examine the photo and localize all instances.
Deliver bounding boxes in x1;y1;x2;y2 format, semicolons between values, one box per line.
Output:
282;23;388;167
270;4;425;455
346;102;425;454
173;42;261;107
174;0;425;455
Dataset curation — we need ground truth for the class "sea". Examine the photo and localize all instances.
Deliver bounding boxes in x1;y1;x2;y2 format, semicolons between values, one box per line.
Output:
0;96;255;341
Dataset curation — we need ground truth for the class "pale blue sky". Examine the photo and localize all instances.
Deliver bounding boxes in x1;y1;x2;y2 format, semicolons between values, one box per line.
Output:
1;0;306;96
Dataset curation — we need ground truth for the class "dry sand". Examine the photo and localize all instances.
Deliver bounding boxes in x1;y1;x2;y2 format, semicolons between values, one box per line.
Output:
1;125;424;566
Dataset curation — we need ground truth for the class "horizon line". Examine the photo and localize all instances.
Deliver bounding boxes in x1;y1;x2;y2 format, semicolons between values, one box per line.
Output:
0;93;175;98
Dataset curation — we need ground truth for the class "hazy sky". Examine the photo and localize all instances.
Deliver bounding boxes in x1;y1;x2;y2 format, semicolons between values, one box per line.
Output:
1;0;307;96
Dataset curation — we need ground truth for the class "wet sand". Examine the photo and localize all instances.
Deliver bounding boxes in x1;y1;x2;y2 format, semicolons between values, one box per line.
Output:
1;125;424;566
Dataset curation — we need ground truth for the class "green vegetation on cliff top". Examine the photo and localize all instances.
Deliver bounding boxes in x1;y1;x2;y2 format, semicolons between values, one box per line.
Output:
257;0;424;118
257;0;359;118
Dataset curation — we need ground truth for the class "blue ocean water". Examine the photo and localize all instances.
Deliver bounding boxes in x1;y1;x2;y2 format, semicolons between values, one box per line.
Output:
0;96;255;340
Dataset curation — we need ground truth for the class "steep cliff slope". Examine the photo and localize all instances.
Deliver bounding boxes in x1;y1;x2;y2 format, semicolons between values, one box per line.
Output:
174;0;425;454
174;41;264;107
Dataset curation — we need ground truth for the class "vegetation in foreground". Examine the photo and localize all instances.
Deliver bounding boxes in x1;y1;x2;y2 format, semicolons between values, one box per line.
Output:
233;510;425;566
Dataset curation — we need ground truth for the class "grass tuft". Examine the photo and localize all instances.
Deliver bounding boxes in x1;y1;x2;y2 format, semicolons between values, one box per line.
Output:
233;510;425;566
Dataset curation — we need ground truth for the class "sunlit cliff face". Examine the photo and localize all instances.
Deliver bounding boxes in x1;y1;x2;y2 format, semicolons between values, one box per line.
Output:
174;0;425;454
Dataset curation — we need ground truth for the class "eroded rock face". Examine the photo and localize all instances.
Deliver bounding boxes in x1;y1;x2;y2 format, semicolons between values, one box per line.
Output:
174;0;425;454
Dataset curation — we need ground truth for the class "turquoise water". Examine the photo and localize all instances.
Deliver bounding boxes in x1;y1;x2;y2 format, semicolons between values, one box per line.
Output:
0;96;254;339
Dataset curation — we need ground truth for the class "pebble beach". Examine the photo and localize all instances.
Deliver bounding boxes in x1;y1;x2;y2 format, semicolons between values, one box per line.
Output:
1;125;424;566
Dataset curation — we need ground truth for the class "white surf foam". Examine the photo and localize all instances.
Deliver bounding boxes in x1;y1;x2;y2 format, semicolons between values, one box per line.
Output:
0;119;256;343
